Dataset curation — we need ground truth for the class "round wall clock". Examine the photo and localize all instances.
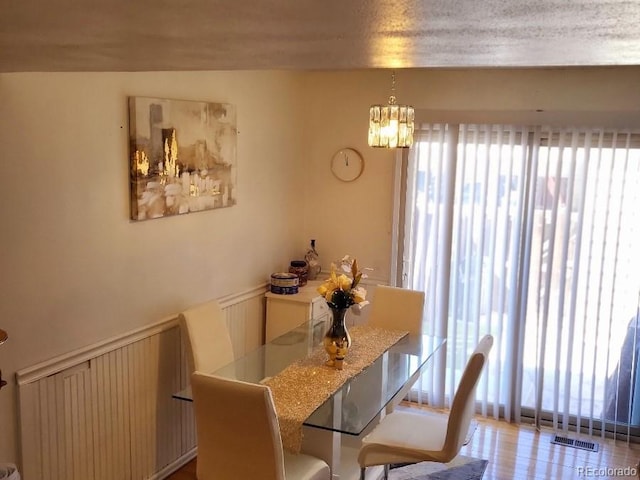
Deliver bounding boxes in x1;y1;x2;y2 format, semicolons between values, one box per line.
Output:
331;148;364;182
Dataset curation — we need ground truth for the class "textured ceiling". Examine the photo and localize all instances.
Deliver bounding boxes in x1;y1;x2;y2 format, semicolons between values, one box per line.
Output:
1;0;640;72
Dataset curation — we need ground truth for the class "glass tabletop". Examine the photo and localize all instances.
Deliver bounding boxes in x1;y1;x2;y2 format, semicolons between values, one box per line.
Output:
173;319;445;436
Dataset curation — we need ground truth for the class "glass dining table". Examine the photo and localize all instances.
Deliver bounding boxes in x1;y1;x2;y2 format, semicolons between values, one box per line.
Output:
174;320;445;479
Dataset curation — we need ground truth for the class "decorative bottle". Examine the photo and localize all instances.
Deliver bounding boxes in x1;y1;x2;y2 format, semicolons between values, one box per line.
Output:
305;239;321;280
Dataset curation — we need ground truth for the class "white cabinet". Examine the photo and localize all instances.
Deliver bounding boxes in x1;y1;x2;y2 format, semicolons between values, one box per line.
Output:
265;281;330;345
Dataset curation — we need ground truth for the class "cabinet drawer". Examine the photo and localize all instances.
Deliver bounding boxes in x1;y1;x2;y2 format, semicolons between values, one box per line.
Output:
311;298;330;320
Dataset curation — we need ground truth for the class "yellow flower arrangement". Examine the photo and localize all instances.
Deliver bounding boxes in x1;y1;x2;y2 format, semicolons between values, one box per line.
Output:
317;255;369;310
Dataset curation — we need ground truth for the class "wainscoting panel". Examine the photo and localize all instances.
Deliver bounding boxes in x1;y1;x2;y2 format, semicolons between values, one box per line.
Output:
17;285;266;480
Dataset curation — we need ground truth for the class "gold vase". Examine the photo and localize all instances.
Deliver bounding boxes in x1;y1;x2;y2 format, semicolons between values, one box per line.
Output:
323;306;352;370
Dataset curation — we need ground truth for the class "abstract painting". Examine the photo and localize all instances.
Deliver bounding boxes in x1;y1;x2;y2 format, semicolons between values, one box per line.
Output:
128;96;237;221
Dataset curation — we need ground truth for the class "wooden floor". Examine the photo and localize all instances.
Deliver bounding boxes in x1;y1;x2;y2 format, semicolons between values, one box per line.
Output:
458;417;640;479
166;404;640;479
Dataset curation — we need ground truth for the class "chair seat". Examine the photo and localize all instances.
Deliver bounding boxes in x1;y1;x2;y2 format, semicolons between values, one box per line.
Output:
284;452;331;480
360;410;450;466
358;335;493;480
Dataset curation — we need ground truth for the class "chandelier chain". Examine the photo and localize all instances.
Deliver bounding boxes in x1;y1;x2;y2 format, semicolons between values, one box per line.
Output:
389;70;397;104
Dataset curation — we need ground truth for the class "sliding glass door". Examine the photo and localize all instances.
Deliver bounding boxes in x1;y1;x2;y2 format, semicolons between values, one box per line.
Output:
402;124;640;439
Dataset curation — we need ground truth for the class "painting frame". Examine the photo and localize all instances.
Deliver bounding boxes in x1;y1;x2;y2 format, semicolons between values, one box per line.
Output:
128;96;237;221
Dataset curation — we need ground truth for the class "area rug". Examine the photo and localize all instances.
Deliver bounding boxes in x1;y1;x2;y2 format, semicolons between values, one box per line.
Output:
388;455;488;480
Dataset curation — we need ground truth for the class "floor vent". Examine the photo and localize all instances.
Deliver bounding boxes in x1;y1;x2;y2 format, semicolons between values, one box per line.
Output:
551;434;599;452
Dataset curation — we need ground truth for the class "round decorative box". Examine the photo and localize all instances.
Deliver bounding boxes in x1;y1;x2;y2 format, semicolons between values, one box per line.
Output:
270;272;299;295
288;260;309;286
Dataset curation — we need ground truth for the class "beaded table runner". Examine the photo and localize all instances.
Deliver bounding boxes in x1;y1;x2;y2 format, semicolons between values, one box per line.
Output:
264;324;408;453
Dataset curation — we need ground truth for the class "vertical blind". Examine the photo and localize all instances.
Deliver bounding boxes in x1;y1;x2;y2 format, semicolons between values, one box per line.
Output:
403;124;640;440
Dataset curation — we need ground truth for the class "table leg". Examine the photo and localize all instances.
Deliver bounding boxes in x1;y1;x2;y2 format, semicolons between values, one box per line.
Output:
302;426;386;480
302;426;342;480
302;385;388;480
301;388;343;478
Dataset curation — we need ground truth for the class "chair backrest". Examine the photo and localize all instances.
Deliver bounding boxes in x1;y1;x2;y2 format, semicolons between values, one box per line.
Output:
191;372;286;480
442;334;493;459
368;285;425;336
179;300;234;374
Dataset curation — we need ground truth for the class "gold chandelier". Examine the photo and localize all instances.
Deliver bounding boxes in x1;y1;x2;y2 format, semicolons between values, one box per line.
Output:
368;71;414;148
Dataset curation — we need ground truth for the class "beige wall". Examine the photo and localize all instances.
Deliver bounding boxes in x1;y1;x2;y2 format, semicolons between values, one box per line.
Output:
300;71;399;283
1;66;640;466
0;71;307;462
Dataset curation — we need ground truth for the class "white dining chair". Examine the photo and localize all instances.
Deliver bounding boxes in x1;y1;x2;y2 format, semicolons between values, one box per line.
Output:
191;372;331;480
368;285;426;409
179;300;234;374
368;285;425;336
357;334;494;480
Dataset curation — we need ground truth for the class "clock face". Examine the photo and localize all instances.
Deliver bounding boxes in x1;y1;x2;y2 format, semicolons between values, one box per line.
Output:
331;148;364;182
